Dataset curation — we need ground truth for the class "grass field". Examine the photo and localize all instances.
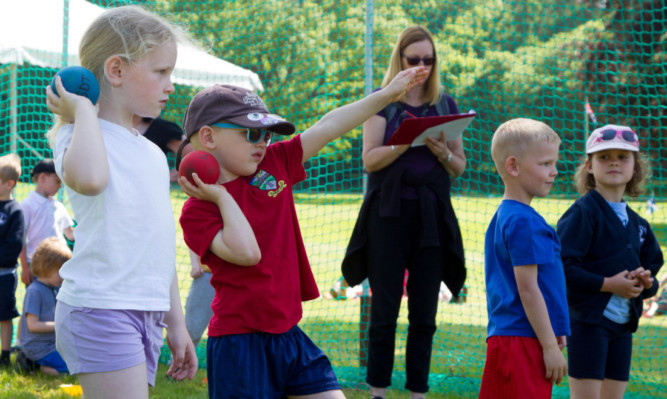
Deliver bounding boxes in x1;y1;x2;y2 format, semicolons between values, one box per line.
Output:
3;188;666;398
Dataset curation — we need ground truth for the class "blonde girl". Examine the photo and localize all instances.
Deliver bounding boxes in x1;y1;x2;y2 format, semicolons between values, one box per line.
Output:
45;6;197;398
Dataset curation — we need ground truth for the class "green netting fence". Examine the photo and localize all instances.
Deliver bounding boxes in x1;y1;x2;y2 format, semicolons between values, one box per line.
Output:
3;1;666;398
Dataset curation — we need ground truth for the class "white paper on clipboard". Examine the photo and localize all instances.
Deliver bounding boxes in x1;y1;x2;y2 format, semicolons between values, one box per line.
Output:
410;110;476;146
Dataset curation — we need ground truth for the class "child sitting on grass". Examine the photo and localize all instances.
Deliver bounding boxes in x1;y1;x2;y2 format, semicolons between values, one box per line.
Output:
18;237;71;375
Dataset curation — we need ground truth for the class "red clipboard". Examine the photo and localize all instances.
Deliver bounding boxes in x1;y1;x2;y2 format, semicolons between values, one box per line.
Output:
386;110;476;146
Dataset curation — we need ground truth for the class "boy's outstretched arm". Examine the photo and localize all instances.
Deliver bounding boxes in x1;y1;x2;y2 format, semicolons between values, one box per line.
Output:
179;173;261;266
299;66;429;163
514;264;567;385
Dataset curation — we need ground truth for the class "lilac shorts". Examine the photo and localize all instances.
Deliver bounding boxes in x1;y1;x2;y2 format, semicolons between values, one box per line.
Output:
55;301;165;386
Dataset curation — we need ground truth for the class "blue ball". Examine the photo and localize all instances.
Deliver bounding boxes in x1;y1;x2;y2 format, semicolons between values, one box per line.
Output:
50;66;100;105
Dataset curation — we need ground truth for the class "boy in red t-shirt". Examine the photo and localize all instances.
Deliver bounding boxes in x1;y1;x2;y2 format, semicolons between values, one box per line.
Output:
177;68;427;398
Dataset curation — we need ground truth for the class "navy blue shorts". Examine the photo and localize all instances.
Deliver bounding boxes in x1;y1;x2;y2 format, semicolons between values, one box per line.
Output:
207;326;340;398
0;272;19;321
36;350;69;374
567;317;632;381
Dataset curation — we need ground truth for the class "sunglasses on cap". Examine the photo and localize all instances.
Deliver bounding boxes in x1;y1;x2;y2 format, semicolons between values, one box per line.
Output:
402;55;436;66
212;123;273;146
593;128;638;146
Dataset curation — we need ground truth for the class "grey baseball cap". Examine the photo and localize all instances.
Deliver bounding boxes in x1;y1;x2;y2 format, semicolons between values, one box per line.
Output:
177;85;295;170
182;85;295;138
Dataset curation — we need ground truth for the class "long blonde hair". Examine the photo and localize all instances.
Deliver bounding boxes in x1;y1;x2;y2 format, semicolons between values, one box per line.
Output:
381;25;442;105
46;6;188;147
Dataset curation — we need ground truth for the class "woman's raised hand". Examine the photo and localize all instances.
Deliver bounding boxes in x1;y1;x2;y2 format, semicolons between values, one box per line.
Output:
385;66;430;102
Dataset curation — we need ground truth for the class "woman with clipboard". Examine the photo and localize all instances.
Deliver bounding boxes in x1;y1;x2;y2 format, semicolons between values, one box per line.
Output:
342;25;468;399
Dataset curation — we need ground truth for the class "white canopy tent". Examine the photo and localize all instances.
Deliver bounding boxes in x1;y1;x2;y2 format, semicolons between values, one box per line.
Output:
0;0;264;152
0;0;263;90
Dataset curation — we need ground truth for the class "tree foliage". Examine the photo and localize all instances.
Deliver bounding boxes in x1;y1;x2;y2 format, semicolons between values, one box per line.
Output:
153;0;665;193
4;1;659;193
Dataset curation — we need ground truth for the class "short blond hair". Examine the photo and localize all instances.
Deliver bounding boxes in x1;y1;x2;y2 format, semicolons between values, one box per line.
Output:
30;237;71;278
0;153;22;185
491;118;560;178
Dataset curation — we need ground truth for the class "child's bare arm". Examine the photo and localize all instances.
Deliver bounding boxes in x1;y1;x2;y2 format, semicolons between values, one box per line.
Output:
163;275;197;380
514;264;567;385
299;67;429;163
25;313;55;333
19;247;32;285
46;77;109;196
189;250;204;278
179;174;260;266
64;226;75;242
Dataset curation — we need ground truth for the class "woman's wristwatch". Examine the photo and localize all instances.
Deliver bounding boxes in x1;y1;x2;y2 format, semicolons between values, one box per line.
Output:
442;152;453;163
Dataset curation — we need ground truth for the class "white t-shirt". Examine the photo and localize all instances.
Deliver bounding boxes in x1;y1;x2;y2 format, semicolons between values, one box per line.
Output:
21;191;74;262
54;119;175;311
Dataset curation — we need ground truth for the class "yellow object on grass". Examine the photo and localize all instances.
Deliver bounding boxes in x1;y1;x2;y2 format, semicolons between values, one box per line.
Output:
59;384;83;396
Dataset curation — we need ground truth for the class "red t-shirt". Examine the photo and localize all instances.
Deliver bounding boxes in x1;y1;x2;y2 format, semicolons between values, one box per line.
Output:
180;135;320;336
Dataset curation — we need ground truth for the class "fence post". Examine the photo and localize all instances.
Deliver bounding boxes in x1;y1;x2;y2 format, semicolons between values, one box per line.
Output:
359;0;374;369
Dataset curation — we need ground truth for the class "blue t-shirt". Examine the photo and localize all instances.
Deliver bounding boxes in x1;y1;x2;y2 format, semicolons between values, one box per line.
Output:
19;279;58;361
484;200;570;338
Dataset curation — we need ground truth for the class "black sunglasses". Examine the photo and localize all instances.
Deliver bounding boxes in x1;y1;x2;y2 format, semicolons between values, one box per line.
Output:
212;123;272;145
403;55;436;66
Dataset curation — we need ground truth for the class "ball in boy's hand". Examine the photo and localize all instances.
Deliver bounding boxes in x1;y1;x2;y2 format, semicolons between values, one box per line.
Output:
179;151;220;185
50;66;100;105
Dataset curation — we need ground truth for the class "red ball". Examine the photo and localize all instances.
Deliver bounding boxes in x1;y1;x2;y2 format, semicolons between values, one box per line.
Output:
179;151;220;185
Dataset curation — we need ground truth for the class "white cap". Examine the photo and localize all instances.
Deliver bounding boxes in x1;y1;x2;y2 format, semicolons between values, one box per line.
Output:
586;124;639;154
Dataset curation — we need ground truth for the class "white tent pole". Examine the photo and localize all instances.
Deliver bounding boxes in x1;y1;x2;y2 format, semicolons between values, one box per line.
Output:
62;0;70;67
10;64;17;154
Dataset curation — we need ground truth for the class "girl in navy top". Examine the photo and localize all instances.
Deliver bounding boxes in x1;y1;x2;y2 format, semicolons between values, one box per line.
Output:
557;124;663;399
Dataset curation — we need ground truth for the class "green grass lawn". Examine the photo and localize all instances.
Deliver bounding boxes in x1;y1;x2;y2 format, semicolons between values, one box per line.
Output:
5;188;666;398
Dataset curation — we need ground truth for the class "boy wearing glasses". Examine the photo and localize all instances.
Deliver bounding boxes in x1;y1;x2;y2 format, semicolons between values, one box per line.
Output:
177;69;427;399
479;118;569;399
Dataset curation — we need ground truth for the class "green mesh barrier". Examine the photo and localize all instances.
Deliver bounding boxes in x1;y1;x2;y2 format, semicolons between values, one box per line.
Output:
4;1;666;398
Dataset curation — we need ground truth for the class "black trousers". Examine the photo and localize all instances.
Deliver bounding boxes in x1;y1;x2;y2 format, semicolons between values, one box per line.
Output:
364;199;445;393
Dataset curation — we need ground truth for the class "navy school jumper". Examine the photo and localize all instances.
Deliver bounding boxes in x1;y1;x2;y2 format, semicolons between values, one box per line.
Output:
556;189;663;333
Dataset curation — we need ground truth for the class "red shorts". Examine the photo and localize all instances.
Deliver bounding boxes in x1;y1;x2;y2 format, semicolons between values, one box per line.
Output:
479;336;553;399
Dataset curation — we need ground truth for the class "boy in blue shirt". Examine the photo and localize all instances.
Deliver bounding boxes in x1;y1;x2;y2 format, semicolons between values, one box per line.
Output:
479;118;570;399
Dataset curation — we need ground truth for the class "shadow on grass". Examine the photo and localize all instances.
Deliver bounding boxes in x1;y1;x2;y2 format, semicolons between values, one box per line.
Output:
300;315;666;399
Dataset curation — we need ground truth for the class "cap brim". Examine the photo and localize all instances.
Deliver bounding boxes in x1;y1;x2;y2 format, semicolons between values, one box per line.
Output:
587;141;639;154
226;114;295;135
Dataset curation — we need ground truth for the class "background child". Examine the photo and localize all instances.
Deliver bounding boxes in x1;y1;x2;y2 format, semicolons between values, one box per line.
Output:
18;237;71;376
133;116;193;182
0;153;25;368
178;68;427;397
556;124;663;399
642;274;667;317
184;250;214;348
479;118;569;399
19;158;75;286
44;6;197;398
